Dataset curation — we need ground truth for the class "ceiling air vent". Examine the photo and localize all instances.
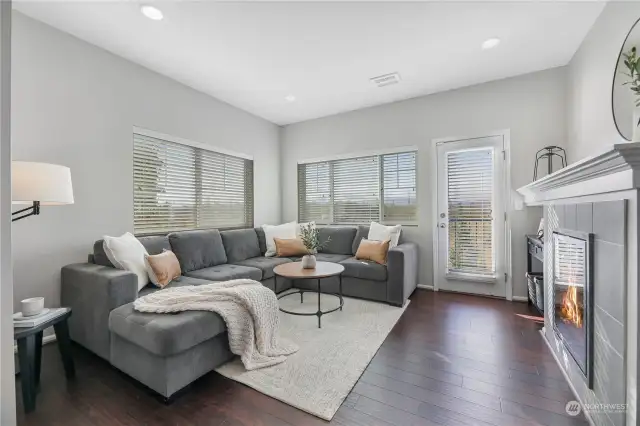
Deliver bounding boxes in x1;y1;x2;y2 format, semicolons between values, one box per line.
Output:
370;72;401;87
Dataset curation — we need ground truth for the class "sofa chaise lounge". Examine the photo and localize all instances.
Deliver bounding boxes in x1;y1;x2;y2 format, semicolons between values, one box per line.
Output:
61;225;418;399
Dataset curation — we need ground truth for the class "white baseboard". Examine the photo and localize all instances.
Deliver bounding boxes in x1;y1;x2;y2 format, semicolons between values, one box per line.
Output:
511;296;529;303
417;284;434;290
13;334;57;354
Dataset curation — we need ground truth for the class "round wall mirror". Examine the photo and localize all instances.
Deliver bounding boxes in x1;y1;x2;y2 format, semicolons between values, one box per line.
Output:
613;18;640;142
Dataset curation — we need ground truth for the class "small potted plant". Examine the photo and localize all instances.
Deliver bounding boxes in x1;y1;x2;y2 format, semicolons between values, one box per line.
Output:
298;223;330;269
622;46;640;141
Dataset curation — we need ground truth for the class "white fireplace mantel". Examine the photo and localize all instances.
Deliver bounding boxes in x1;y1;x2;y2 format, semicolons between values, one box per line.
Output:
517;142;640;205
516;142;640;426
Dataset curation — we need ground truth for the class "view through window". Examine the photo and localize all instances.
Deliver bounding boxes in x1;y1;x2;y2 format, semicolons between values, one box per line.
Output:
298;150;417;225
133;133;254;234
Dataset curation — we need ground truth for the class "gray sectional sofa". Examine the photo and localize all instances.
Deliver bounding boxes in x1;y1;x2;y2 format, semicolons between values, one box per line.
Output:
61;225;418;399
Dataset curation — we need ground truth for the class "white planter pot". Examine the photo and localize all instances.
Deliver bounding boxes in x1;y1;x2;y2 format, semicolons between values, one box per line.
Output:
633;106;640;143
301;254;317;269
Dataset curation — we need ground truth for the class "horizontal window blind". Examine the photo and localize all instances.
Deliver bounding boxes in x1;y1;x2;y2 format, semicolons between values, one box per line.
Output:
447;147;494;276
298;162;331;224
333;156;380;224
134;133;253;234
553;234;586;287
298;150;417;225
382;151;417;223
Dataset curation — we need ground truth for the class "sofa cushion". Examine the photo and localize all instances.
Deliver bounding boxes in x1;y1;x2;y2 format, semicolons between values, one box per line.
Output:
352;225;370;255
185;264;262;281
233;257;292;280
93;235;171;268
138;275;211;297
355;239;390;265
93;240;115;267
109;302;226;357
340;257;387;282
220;229;261;263
254;227;268;255
102;233;149;291
319;227;357;255
138;235;172;255
169;230;227;272
315;253;351;263
145;250;182;289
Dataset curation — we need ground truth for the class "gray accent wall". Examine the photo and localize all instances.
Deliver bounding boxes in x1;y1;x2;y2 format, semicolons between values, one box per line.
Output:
10;13;281;311
545;201;626;426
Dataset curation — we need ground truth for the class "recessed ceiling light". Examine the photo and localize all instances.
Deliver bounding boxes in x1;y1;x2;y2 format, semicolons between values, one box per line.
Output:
141;5;163;21
482;38;501;50
285;95;296;102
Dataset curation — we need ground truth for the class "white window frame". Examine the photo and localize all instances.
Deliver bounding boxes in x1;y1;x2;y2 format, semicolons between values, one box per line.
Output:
132;127;254;235
297;146;419;226
133;127;253;161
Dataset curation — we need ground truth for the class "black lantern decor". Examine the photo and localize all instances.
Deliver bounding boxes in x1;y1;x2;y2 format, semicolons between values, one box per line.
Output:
533;146;567;181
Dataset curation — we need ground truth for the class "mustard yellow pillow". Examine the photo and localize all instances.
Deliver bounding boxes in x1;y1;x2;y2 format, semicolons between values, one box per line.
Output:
144;250;181;288
274;238;309;257
355;239;390;265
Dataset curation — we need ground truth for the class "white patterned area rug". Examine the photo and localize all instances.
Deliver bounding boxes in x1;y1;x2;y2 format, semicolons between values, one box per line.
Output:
215;293;408;420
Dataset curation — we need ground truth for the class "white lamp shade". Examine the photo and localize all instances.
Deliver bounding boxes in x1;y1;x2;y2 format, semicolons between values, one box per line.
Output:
12;161;74;205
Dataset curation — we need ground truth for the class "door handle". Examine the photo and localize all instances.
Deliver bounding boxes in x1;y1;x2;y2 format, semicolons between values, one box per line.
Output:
439;223;446;228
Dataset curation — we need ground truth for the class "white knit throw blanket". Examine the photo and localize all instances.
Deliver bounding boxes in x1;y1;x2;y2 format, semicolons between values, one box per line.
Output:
133;279;298;370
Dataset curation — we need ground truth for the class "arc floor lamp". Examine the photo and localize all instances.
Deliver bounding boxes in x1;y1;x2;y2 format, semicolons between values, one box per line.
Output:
11;162;74;222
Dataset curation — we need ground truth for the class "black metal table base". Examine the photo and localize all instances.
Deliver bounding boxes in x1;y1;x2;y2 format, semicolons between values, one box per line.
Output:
276;276;343;328
15;309;75;413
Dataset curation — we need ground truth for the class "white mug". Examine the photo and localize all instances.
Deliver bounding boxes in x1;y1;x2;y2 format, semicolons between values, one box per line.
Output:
21;297;44;317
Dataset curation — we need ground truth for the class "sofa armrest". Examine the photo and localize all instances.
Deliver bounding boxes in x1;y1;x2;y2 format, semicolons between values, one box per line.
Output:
386;242;419;306
61;263;138;361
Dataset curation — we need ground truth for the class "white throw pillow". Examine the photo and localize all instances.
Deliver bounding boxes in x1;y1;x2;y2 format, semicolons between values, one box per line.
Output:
368;222;402;249
103;232;149;291
262;222;297;257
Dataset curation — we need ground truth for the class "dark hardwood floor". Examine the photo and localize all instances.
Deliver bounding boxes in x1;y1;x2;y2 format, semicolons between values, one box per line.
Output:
16;290;588;426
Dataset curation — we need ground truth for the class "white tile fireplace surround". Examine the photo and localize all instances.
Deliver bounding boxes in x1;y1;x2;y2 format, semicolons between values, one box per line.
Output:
518;143;640;426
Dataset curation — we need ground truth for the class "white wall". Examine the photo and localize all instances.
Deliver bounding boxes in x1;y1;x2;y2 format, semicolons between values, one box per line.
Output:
282;68;566;297
1;3;15;425
566;1;640;160
10;12;281;311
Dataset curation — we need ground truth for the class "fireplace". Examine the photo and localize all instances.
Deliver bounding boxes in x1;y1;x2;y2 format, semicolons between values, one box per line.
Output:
552;229;594;388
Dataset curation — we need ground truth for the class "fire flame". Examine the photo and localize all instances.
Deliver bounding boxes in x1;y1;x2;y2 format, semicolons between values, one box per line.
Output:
560;284;582;328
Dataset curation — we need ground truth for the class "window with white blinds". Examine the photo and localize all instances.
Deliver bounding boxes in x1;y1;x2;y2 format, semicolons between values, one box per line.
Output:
446;147;494;276
382;152;418;223
133;133;253;235
298;151;417;225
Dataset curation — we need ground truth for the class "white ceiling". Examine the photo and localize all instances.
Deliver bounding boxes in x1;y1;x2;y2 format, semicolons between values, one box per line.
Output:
14;1;604;125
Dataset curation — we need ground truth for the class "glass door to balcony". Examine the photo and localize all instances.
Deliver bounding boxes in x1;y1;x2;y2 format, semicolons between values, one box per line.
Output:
435;135;506;297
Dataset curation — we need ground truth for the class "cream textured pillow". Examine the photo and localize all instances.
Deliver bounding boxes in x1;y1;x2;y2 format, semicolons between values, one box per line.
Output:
103;232;149;291
145;250;181;288
356;239;390;265
262;222;297;257
368;222;402;248
274;238;309;257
